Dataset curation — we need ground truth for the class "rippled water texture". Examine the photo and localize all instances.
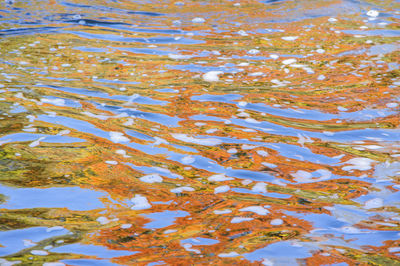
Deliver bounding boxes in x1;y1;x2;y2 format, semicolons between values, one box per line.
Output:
0;0;399;265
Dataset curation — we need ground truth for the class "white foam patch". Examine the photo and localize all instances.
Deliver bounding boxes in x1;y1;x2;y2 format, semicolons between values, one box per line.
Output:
202;71;223;82
367;10;379;17
57;130;70;136
192;17;205;23
291;170;312;181
342;158;375;171
29;136;45;148
171;186;195;193
46;226;64;232
242;144;257;150
121;224;132;229
374;161;400;181
153;137;168;146
297;133;313;146
82;111;109;120
172;133;222;146
214;185;230;194
256;150;269;157
249;72;263;77
140;173;163;183
164;229;177;234
364;145;383;150
31;250;48;256
270;218;283;225
386;102;398;108
339;226;362;234
23;239;36;247
168;54;193;60
242;179;252;185
282;36;298;41
110;131;130;143
182;243;200;254
293;169;332;183
248;49;260;54
262;258;274;266
181;155;195;164
389;247;400;253
218;251;239;257
282;58;297;65
239;206;269;215
252;182;267;193
323;131;334;136
237;30;248;36
123;118;134;126
116;149;130;158
97;216;110;225
214;209;232;214
43;263;66;266
282;36;299;41
208;174;233;182
245;118;261;124
364;198;383;209
0;259;21;266
261;162;277;168
316;169;332;180
131;195;151;210
206;128;218;134
41;98;65;106
227;148;238;154
231;217;254;223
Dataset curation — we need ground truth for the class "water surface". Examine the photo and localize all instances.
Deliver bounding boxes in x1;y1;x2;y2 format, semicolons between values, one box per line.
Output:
0;0;399;265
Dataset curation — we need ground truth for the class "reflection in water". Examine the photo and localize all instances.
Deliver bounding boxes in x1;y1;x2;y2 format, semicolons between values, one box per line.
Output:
0;0;399;265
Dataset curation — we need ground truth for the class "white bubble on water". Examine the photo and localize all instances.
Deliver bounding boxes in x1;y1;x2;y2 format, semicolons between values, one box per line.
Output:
131;195;151;210
214;185;230;194
140;173;163;183
202;71;223;82
192;17;205;23
367;10;379;17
